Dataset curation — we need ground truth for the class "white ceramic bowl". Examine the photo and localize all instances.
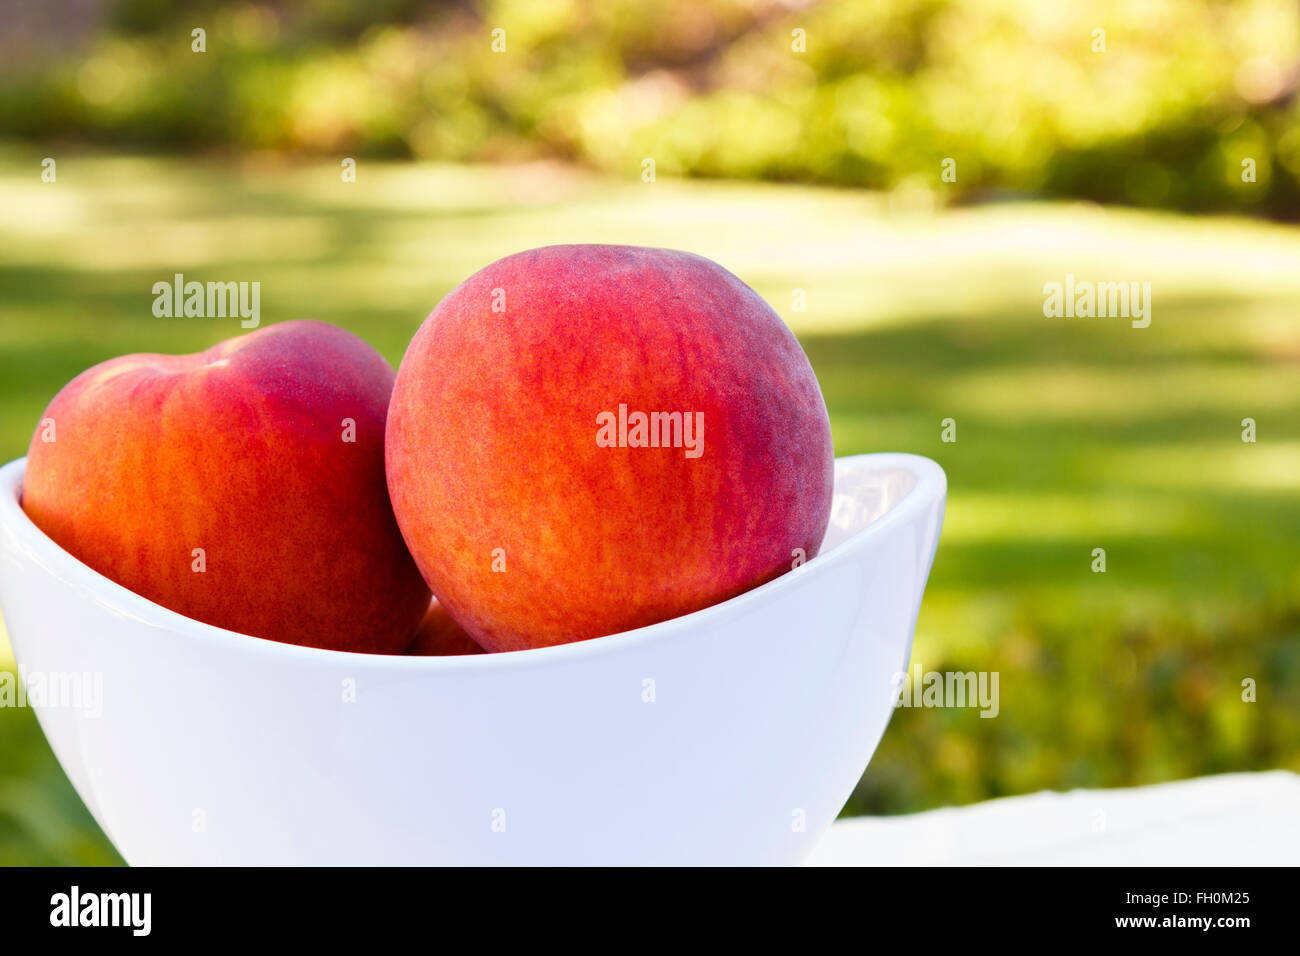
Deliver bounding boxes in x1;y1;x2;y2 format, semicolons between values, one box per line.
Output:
0;452;944;865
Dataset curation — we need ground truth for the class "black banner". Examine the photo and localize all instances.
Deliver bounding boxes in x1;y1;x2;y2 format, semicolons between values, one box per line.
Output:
0;866;1282;941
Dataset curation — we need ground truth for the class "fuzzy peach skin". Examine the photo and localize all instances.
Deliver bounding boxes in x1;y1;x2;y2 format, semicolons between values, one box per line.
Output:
386;245;834;652
405;600;485;656
22;320;431;653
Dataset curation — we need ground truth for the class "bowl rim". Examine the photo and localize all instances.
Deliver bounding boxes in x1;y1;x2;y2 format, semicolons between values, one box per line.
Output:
0;452;945;673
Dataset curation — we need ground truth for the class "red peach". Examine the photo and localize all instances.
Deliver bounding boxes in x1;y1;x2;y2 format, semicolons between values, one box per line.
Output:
22;320;430;653
405;600;485;656
386;244;833;652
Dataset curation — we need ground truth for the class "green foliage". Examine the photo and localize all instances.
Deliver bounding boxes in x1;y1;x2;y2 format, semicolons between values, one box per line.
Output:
3;0;1300;214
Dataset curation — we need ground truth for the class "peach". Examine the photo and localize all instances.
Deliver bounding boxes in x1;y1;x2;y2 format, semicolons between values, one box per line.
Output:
405;600;485;656
386;244;833;652
22;320;430;653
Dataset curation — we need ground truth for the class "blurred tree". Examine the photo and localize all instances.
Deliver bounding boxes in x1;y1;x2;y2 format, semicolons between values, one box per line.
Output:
1;0;1299;216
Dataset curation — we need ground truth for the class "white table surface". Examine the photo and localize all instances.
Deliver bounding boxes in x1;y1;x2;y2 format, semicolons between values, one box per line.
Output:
808;771;1300;865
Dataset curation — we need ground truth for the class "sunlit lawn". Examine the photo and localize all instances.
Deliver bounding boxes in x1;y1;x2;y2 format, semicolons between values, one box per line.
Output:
2;145;1298;863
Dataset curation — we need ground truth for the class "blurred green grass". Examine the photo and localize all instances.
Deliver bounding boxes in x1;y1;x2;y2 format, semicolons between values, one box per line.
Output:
1;147;1298;863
